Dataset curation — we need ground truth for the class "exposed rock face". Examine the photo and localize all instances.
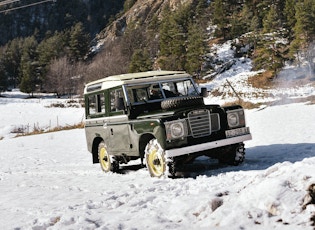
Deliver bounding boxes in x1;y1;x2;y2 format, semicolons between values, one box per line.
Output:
97;0;193;43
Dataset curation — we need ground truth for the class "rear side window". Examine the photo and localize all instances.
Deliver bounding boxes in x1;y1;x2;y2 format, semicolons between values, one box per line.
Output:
87;93;105;116
110;89;125;112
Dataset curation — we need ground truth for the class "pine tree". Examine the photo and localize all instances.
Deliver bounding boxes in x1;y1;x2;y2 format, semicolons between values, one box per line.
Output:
195;0;209;17
284;0;297;34
0;55;7;92
250;16;260;33
212;0;229;39
37;31;67;85
158;7;187;70
186;22;207;76
2;38;23;88
69;22;90;62
263;5;281;33
230;11;246;38
240;4;254;31
37;31;66;66
293;0;315;44
253;36;286;77
19;36;39;95
129;49;153;73
290;0;315;67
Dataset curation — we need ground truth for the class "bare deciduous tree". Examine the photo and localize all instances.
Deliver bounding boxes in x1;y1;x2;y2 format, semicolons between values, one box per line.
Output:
45;57;85;97
86;40;129;83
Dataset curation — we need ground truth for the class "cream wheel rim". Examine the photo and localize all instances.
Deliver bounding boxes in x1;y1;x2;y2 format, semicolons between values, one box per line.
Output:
146;140;166;177
99;146;111;172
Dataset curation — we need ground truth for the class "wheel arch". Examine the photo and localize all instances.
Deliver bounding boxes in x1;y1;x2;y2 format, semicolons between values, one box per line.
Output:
139;133;155;159
92;137;104;163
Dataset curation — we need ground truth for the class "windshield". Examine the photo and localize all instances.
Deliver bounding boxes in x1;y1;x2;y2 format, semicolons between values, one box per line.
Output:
125;78;199;105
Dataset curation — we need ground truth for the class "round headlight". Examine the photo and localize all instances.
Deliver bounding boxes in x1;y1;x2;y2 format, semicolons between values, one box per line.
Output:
227;113;239;127
171;123;184;138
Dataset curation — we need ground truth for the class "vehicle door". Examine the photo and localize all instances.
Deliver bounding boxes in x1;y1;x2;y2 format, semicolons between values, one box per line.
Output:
106;87;132;154
85;92;109;151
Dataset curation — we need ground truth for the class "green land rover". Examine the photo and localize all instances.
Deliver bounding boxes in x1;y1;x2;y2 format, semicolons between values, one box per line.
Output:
84;71;252;177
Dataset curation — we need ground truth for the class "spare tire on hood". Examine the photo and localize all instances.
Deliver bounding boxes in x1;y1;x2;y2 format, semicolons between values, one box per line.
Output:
161;96;204;110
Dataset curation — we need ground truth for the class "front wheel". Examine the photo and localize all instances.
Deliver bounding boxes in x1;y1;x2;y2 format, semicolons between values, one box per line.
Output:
145;139;166;177
98;141;118;172
218;143;245;166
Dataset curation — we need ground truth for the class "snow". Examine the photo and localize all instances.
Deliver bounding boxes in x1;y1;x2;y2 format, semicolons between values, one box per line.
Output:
0;91;84;140
0;102;315;229
201;41;315;105
1;42;315;229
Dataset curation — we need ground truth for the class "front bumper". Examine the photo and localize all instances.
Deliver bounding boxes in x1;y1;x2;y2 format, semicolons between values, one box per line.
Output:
165;133;252;158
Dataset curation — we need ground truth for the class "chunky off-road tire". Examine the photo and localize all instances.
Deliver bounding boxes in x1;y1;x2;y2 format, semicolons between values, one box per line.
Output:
98;141;118;172
161;96;204;110
219;143;245;166
145;139;166;177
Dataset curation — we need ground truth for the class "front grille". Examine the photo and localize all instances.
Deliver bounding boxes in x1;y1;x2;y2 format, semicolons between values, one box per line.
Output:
187;109;221;138
188;109;211;138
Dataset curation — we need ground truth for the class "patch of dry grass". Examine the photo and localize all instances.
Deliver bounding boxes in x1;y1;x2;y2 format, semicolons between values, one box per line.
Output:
14;122;84;138
307;96;315;105
222;95;315;110
222;100;263;109
248;71;275;89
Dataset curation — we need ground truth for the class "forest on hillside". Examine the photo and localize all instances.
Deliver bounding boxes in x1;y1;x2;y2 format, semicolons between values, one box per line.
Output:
0;0;315;96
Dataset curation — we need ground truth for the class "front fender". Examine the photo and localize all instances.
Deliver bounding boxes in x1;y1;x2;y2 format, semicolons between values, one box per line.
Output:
133;119;167;149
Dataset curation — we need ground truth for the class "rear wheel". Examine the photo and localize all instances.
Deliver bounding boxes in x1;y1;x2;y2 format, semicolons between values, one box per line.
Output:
98;141;118;172
145;139;166;177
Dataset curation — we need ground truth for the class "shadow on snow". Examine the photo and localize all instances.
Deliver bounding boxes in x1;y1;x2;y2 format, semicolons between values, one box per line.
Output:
119;143;315;178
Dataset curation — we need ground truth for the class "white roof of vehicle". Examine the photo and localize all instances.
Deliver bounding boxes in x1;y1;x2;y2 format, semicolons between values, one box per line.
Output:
84;71;190;93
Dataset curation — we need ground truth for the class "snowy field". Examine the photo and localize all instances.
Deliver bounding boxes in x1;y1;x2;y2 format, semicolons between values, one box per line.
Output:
1;96;315;229
1;98;315;229
1;43;315;229
0;90;84;140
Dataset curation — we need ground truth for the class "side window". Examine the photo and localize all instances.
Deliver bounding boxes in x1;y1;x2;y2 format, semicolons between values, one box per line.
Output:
88;93;105;116
98;94;105;113
161;82;177;98
148;84;162;100
88;95;96;115
136;88;149;101
176;80;198;96
110;89;125;112
128;87;149;103
127;88;135;104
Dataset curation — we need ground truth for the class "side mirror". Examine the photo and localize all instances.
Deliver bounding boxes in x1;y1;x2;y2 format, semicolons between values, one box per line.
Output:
200;87;208;97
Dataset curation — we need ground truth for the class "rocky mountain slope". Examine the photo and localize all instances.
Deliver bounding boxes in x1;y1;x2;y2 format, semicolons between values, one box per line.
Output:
96;0;194;46
0;0;124;45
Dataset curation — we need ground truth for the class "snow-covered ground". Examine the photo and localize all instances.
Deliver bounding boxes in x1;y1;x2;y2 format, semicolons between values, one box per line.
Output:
1;42;315;229
0;90;84;140
0;99;315;229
